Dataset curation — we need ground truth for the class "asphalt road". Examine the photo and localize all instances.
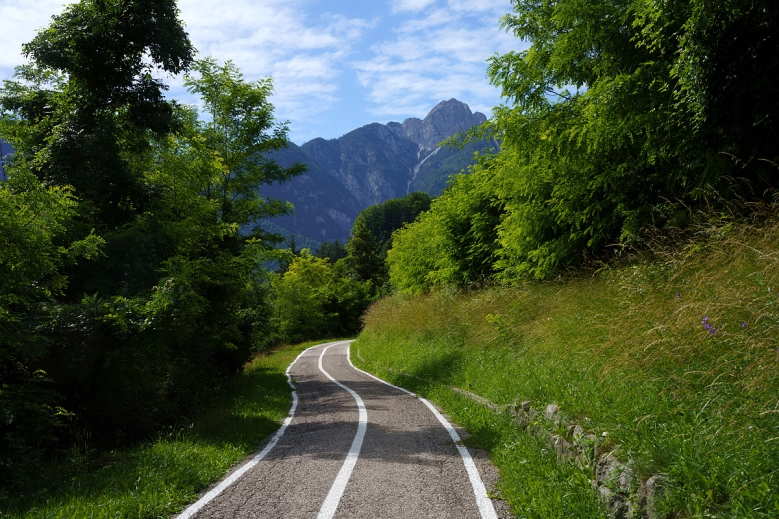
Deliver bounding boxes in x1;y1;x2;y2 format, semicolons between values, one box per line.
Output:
178;341;509;518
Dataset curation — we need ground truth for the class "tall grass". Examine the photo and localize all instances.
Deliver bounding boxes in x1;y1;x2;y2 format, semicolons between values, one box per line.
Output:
354;205;779;517
0;341;323;519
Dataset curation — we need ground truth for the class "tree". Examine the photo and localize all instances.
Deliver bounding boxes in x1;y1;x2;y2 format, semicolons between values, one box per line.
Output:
343;219;385;288
4;0;194;229
184;58;306;237
0;0;197;458
355;192;432;254
0;0;303;460
270;250;372;343
387;168;501;292
0;168;102;477
391;0;779;283
315;240;348;264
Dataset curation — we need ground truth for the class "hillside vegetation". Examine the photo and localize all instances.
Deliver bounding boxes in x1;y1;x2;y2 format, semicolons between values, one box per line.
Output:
355;205;779;517
389;0;778;288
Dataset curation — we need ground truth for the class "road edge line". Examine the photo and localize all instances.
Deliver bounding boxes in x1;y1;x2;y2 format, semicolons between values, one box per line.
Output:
345;342;499;519
316;342;369;519
177;343;323;519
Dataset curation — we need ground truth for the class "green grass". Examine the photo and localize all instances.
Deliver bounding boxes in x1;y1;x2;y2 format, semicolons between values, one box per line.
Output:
0;340;327;519
352;213;779;518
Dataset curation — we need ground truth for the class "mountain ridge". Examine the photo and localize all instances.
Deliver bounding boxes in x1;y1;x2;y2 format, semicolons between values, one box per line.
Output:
262;98;495;245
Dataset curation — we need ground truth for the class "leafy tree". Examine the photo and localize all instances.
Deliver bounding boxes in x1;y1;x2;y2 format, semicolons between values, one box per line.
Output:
184;58;306;236
387;208;451;295
387;167;501;292
390;0;779;284
0;168;102;477
4;0;194;229
354;191;431;256
270;250;371;343
646;1;778;158
0;0;302;460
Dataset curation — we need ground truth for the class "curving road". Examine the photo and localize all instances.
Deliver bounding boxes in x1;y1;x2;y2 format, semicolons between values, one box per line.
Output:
178;341;509;518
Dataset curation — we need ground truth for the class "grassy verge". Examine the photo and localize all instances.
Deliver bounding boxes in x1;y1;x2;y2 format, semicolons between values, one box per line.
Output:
353;214;779;518
0;340;328;518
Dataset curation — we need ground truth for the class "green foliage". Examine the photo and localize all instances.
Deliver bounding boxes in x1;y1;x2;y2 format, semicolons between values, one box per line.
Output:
271;192;434;340
387;208;451;295
388;167;503;292
389;0;779;285
0;168;102;478
0;341;319;517
343;219;385;287
0;0;301;482
360;207;779;517
354;191;431;255
184;58;306;233
270;251;371;343
314;240;348;264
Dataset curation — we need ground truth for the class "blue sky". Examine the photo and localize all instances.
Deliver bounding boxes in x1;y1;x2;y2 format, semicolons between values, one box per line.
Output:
0;0;526;144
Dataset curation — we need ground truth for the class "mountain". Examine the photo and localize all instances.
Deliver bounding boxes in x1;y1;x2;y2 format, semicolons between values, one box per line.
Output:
0;139;11;180
261;99;496;245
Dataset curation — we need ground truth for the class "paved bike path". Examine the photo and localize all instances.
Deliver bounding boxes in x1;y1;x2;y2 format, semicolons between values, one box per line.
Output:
179;341;508;518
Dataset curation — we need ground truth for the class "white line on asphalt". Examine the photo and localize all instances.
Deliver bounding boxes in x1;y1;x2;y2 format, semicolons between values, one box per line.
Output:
316;342;369;519
177;344;319;519
345;342;499;519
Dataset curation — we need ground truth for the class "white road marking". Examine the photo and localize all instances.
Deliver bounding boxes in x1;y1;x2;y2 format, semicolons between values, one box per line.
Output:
177;345;319;519
345;342;499;519
316;342;369;519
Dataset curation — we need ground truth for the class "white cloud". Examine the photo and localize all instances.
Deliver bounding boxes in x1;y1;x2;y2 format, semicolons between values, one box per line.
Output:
353;1;522;119
391;0;437;13
0;0;523;141
0;0;66;72
177;0;371;122
0;0;370;128
446;0;509;13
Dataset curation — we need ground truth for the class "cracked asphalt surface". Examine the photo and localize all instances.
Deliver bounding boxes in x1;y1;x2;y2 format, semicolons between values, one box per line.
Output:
180;341;510;518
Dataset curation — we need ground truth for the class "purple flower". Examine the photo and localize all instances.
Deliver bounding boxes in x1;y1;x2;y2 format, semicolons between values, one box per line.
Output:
675;292;682;300
709;328;717;334
703;316;709;322
704;323;711;330
741;321;748;328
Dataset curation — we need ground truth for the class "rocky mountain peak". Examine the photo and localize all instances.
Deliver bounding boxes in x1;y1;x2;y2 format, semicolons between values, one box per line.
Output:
393;98;487;149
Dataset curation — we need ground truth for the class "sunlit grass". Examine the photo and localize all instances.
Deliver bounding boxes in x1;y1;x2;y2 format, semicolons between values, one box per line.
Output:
353;212;779;518
0;340;326;519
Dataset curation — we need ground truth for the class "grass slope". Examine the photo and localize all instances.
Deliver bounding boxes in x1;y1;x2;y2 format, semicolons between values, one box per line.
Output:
0;341;322;518
353;214;779;518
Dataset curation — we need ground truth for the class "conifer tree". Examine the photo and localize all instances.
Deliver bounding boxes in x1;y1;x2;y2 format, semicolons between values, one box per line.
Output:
343;219;385;289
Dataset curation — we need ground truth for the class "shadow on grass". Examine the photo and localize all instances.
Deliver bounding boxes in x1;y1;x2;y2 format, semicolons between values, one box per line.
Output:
0;364;295;517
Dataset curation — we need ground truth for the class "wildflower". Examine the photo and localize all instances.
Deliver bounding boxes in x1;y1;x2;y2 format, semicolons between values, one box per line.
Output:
675;292;682;300
709;328;717;334
741;321;748;328
704;323;711;330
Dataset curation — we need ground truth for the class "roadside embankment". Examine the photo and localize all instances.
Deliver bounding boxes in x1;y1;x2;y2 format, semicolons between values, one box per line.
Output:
352;214;779;518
